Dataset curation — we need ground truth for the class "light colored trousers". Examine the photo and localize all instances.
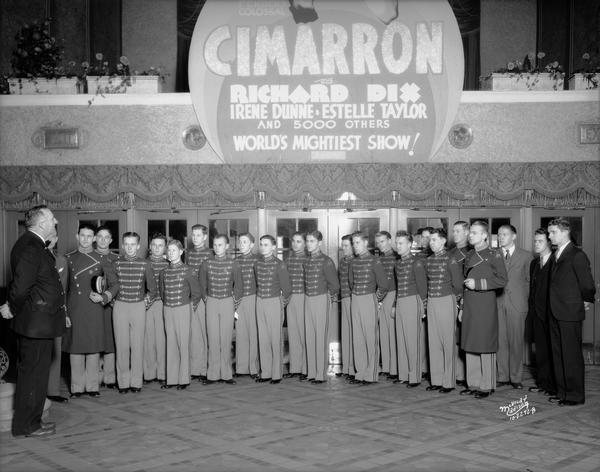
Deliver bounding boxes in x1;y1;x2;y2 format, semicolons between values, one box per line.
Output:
257;296;284;380
164;304;191;386
352;293;379;383
113;300;146;389
235;295;259;375
144;299;166;381
497;299;527;383
396;295;423;384
427;295;457;389
466;352;497;392
70;353;100;393
340;297;354;375
190;300;208;377
206;297;235;381
100;353;116;385
287;293;306;375
305;293;329;382
379;290;397;376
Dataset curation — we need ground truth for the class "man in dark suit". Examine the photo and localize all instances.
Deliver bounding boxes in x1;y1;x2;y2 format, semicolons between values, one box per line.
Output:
527;228;556;395
547;219;596;406
496;224;533;389
5;205;66;437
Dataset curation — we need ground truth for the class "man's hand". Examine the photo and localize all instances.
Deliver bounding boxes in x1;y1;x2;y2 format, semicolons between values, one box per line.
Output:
584;301;592;312
464;278;475;290
0;303;13;320
89;291;104;304
66;316;72;328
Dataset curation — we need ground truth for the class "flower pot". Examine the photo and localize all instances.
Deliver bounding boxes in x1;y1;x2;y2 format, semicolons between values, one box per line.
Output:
479;72;564;91
8;77;81;94
568;73;599;90
86;75;162;94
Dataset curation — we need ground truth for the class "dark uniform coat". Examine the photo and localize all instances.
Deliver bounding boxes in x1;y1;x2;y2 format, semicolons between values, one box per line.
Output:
461;247;508;353
62;250;116;354
95;250;119;353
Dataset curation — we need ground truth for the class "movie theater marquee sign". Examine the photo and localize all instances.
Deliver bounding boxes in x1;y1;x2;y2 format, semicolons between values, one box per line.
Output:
189;0;464;163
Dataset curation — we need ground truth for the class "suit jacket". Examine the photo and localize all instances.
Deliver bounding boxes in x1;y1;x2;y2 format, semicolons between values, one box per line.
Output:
528;255;552;320
498;247;532;313
549;242;596;322
8;230;66;338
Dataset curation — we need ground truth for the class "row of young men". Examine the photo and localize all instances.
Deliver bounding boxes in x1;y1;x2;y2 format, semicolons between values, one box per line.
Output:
57;219;595;404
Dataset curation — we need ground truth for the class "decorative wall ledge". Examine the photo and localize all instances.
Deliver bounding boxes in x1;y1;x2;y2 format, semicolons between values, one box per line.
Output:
1;162;598;210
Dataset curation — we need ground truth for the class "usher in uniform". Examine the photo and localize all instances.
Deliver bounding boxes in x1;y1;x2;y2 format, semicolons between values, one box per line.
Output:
160;261;201;386
285;249;308;376
461;247;507;394
199;254;243;382
349;252;389;383
144;255;169;383
425;249;463;389
62;248;116;394
338;254;355;376
94;248;119;386
255;254;292;380
235;251;260;376
186;246;212;378
112;256;157;390
395;252;427;384
304;249;339;382
378;248;398;378
447;243;471;383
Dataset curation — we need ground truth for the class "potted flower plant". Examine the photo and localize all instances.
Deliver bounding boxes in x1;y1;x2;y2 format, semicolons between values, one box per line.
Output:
85;53;167;96
480;52;564;91
7;18;80;94
568;53;599;90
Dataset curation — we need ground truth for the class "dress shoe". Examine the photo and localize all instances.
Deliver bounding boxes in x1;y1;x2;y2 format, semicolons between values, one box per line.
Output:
199;375;208;382
544;390;557;396
335;372;344;377
393;379;407;384
558;399;583;406
129;387;141;393
191;375;201;380
270;379;281;384
283;373;297;379
360;380;374;386
255;377;271;383
426;385;441;391
250;374;259;380
348;378;362;384
176;384;189;390
47;395;68;403
474;391;491;399
202;379;216;385
528;386;544;393
496;381;510;387
456;379;467;387
511;382;523;389
143;378;156;384
460;388;474;395
118;388;129;394
298;375;309;381
223;379;236;385
26;427;56;438
104;383;117;390
311;380;325;385
387;375;399;381
87;391;100;397
407;382;421;388
439;387;454;394
548;396;562;403
161;384;176;389
40;421;56;431
70;392;82;398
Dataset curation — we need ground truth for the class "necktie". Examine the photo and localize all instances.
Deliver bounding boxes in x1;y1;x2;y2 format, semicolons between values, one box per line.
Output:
505;249;510;260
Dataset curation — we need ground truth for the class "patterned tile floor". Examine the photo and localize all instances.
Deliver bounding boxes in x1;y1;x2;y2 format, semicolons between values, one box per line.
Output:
1;365;599;472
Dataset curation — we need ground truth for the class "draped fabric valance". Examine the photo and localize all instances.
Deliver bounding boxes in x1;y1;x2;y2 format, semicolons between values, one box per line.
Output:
1;162;598;210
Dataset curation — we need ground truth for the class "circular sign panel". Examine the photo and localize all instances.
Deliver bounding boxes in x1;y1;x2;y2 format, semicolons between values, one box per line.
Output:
189;0;464;163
